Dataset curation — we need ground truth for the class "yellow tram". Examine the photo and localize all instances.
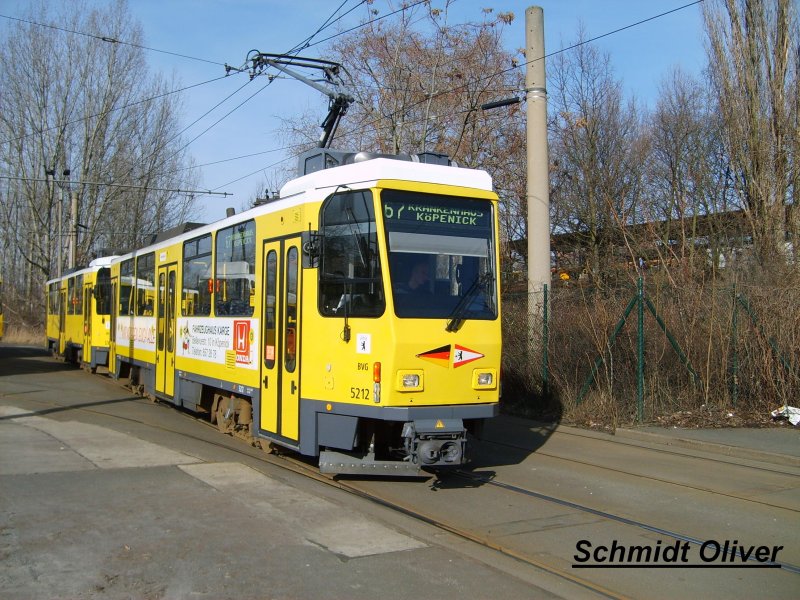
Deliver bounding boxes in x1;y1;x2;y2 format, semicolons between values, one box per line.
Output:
45;257;116;371
56;150;502;474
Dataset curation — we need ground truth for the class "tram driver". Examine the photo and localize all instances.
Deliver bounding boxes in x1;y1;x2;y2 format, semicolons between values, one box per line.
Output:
395;257;432;296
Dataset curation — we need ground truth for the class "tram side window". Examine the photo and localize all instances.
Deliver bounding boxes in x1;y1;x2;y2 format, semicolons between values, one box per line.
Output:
318;190;385;317
263;250;277;369
75;274;84;315
95;268;112;315
136;253;155;316
215;220;255;317
119;259;135;316
285;247;298;372
67;275;84;315
182;234;212;316
48;282;60;315
67;277;75;315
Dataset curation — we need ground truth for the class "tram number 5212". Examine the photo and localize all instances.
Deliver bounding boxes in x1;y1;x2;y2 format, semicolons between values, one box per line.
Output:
350;387;370;400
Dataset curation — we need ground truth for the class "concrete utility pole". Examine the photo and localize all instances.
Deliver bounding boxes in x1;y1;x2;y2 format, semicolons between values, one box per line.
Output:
525;6;551;333
61;169;71;272
69;190;78;270
45;168;60;279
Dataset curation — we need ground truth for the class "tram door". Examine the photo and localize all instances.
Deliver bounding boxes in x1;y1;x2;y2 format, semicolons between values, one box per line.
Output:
82;280;93;364
155;264;178;398
260;239;302;442
58;287;66;355
109;278;117;375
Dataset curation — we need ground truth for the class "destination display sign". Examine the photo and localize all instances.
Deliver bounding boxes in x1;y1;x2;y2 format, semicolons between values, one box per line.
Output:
382;191;492;231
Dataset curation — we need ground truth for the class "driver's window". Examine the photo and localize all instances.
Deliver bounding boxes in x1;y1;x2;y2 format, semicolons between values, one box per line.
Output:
318;190;385;318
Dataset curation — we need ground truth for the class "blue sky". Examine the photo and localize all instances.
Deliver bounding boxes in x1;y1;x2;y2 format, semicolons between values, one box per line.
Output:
1;0;707;222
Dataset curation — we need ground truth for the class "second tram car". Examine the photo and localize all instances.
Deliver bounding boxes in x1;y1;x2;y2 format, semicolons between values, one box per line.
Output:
46;257;115;371
53;150;502;475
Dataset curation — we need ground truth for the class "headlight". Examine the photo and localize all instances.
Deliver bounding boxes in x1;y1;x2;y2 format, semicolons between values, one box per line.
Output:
396;370;423;391
477;372;493;386
472;369;497;389
402;374;420;388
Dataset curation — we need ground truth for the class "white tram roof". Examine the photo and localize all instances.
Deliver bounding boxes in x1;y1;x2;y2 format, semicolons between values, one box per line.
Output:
45;255;120;285
280;157;494;198
89;256;119;268
107;157;495;265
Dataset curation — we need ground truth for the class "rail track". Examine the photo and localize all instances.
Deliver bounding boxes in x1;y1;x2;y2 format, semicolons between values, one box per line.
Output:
4;363;799;598
4;387;626;599
447;468;800;574
486;426;799;476
475;433;800;512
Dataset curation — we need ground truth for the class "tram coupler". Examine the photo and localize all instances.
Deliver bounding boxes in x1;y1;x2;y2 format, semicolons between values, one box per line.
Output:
402;419;467;467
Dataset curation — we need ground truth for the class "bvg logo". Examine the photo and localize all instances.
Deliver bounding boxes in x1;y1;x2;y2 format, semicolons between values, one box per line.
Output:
233;320;251;363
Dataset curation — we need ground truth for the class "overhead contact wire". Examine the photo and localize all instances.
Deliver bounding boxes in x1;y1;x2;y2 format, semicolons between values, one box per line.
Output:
0;12;226;66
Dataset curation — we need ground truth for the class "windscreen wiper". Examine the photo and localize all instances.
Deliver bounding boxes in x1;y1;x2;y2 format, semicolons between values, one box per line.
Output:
445;272;492;332
344;206;368;267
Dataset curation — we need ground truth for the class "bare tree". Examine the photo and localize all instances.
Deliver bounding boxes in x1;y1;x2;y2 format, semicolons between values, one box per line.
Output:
0;0;197;326
644;68;717;273
548;26;645;284
324;4;523;162
703;0;799;266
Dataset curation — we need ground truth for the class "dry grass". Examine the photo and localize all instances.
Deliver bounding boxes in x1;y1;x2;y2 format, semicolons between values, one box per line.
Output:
1;326;46;347
501;267;800;429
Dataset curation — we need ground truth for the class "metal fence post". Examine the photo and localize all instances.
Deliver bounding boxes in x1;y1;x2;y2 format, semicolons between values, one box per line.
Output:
731;285;739;407
637;277;644;422
542;283;549;397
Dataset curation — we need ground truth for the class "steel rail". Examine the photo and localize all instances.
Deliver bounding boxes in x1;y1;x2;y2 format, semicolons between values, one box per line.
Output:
476;437;800;513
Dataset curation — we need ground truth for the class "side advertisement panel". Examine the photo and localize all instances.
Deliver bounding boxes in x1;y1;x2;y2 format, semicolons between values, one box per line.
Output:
176;317;259;370
115;317;157;353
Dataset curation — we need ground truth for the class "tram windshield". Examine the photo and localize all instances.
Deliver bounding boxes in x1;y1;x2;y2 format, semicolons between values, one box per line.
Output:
382;190;497;321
